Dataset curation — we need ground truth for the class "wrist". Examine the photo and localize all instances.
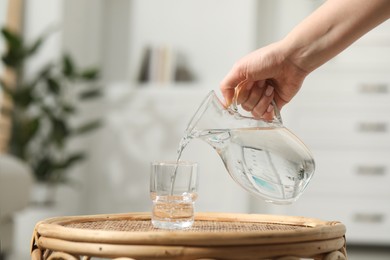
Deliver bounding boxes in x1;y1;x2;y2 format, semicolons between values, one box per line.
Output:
276;36;314;75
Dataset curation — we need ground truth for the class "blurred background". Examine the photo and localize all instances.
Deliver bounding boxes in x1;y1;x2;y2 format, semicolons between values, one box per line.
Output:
0;0;389;259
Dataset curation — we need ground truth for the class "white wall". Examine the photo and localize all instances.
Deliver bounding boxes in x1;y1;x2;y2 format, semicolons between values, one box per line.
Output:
256;0;323;46
128;0;258;85
23;0;63;79
62;0;105;69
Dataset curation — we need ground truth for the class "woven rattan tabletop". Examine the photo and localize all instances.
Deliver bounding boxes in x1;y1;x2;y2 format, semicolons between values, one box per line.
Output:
65;217;302;233
31;212;347;259
33;212;346;246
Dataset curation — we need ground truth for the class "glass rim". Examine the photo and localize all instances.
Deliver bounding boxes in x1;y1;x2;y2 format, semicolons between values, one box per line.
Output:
151;160;197;167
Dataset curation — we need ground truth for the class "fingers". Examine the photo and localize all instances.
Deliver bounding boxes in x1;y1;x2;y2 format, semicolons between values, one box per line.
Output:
252;85;274;119
240;81;266;111
238;81;274;119
235;80;254;105
220;73;242;107
253;101;276;121
220;62;247;107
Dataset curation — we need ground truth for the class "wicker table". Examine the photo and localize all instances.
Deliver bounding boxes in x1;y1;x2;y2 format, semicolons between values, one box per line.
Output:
31;212;347;260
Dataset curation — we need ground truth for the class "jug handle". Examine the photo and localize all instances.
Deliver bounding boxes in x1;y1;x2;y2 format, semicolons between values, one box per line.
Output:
231;82;283;124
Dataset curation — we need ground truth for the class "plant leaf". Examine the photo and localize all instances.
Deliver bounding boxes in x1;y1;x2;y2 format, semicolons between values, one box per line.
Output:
51;118;69;147
9;122;27;159
1;28;22;49
79;68;99;80
79;88;102;100
12;87;34;108
2;49;23;68
63;104;76;114
36;63;53;80
26;36;44;57
47;77;61;94
35;158;53;181
11;116;40;150
24;117;40;141
72;120;101;135
1;28;25;68
62;54;75;78
41;105;54;118
60;153;85;169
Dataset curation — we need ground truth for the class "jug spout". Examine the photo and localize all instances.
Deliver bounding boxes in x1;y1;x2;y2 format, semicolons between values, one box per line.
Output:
185;91;230;135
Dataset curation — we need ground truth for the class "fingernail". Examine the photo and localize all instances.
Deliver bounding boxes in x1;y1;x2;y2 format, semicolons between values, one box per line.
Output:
265;85;274;97
267;104;273;113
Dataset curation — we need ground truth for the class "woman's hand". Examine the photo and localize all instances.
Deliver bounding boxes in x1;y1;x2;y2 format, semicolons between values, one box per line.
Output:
220;41;308;120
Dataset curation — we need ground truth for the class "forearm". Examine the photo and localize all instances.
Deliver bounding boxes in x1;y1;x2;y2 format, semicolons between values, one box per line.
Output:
283;0;390;73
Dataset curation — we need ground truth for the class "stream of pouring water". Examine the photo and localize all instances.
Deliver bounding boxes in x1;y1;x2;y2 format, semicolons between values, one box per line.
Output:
169;131;194;195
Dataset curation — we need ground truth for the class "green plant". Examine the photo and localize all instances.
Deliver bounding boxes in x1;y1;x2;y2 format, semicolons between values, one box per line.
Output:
0;27;102;183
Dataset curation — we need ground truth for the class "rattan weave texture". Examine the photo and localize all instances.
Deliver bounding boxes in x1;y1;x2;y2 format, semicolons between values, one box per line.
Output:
65;219;303;232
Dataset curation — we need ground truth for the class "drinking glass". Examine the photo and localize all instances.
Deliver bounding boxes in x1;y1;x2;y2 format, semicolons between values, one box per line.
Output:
150;161;198;229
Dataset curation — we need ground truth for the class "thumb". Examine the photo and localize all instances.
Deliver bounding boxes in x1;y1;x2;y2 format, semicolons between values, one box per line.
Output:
220;70;247;107
221;88;234;107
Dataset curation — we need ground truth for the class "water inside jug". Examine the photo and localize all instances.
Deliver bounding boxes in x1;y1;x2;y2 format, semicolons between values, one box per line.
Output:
178;90;315;204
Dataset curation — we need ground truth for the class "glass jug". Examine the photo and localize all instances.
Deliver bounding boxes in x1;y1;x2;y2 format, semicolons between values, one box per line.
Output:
182;90;315;204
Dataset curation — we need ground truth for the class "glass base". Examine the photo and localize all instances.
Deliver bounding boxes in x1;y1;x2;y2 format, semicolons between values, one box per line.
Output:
151;219;194;230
